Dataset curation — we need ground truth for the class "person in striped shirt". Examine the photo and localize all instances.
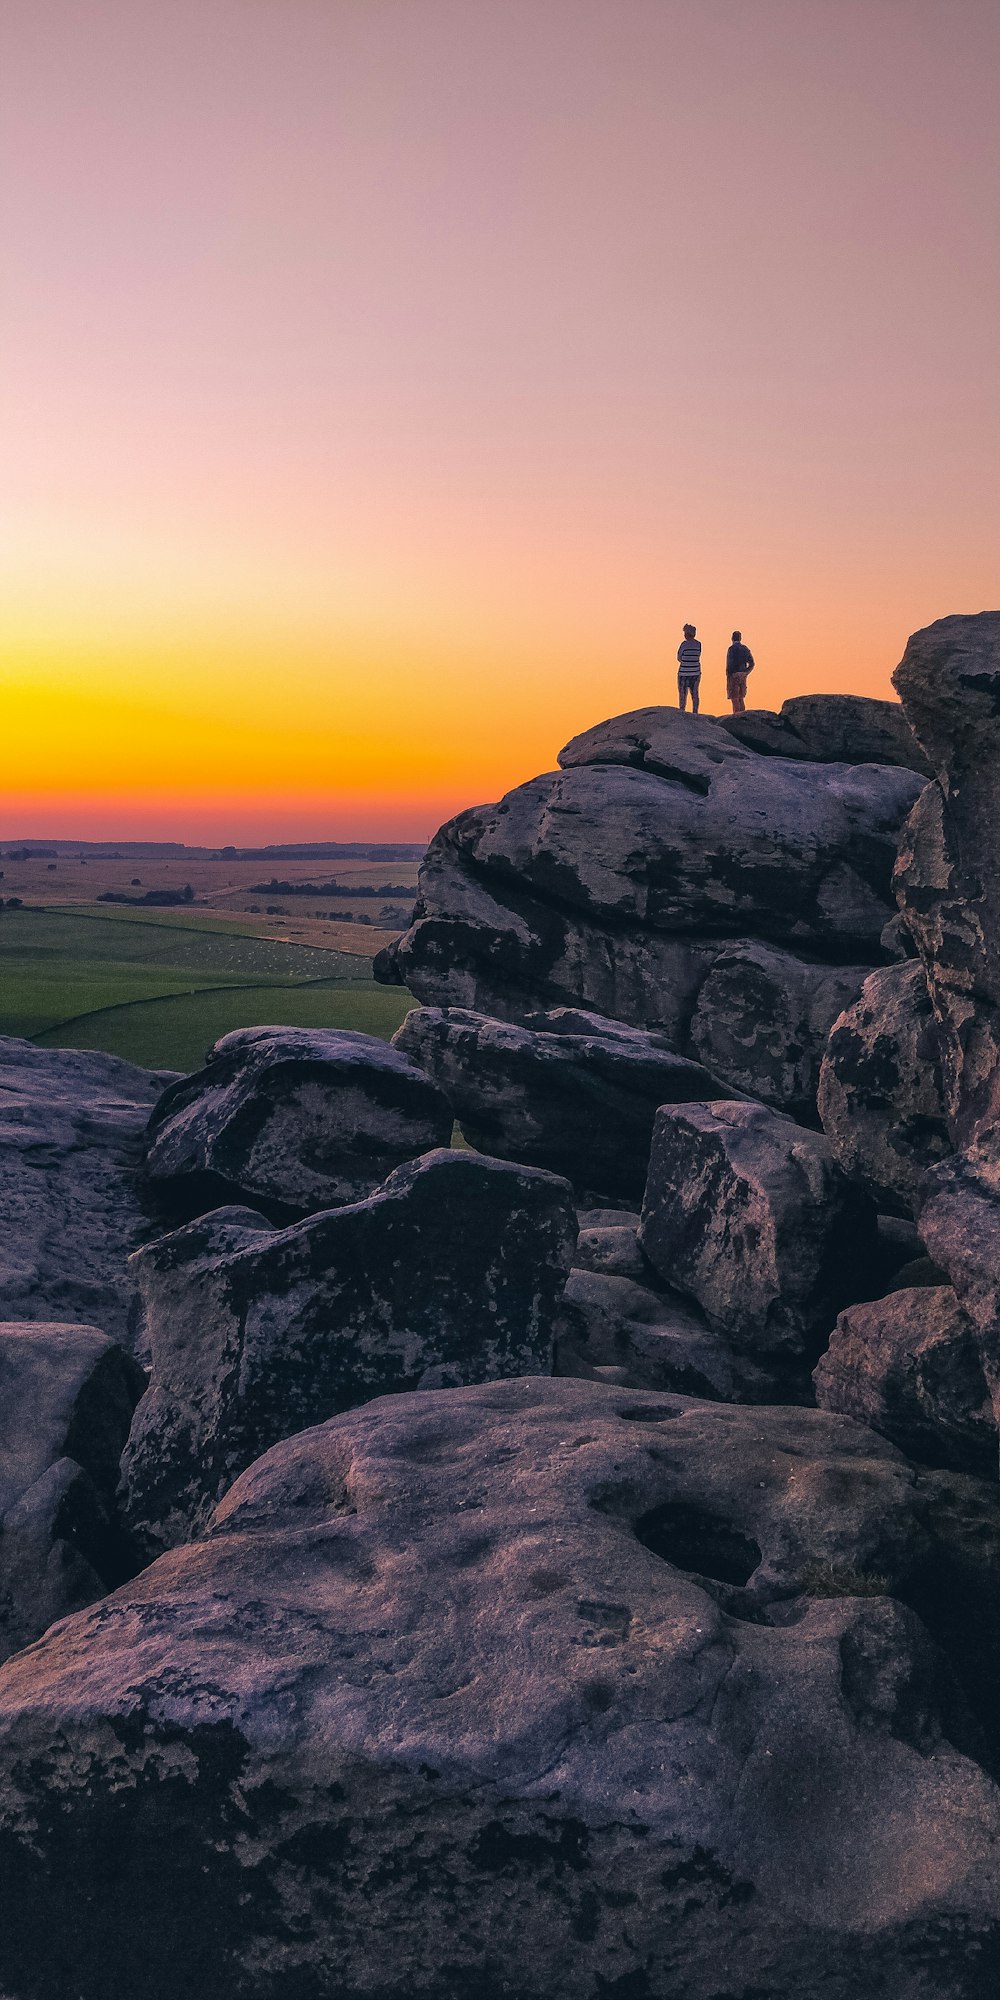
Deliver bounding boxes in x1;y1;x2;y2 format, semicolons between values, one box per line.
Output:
676;623;702;712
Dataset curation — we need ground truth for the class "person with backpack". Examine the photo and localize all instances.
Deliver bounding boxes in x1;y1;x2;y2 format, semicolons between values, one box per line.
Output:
676;623;702;712
725;630;754;713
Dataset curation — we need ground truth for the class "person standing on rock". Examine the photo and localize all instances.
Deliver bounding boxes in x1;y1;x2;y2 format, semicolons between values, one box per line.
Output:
677;623;702;713
726;631;754;714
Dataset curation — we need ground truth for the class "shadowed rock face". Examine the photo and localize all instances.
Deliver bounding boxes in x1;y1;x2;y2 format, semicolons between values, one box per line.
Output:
376;710;922;1056
0;1038;176;1349
2;1379;1000;2000
818;960;951;1214
392;1004;735;1200
0;1321;145;1660
144;1024;454;1221
689;940;869;1120
121;1149;577;1553
894;611;1000;1164
638;1099;877;1388
814;1286;996;1477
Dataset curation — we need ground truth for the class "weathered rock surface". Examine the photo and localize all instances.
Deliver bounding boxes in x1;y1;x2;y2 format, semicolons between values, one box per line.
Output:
144;1024;453;1219
639;1100;877;1385
3;1377;1000;2000
377;711;922;1053
718;694;930;772
393;1004;733;1199
894;612;1000;1170
558;1267;773;1400
121;1149;576;1553
0;1321;145;1660
818;960;951;1213
689;940;868;1118
814;1286;995;1476
0;1037;174;1348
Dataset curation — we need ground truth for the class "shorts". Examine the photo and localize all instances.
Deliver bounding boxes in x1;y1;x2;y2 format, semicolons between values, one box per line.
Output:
727;672;748;701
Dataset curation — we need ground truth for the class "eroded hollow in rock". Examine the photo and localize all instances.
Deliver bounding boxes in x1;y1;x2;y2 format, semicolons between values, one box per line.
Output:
633;1500;762;1586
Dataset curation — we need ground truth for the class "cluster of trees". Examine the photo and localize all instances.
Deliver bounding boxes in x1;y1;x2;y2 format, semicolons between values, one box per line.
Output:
249;878;412;898
97;886;196;907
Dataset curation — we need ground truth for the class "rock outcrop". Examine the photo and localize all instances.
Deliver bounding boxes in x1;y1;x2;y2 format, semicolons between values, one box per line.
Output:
144;1024;454;1219
818;960;951;1213
0;1038;175;1347
814;1286;995;1476
0;1320;145;1660
689;940;868;1119
894;612;1000;1166
638;1099;876;1390
393;1004;733;1199
722;693;930;772
376;710;923;1094
2;1378;1000;2000
121;1149;576;1553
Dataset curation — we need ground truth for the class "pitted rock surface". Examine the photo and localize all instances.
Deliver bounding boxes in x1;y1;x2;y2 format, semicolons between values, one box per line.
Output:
0;1320;145;1660
0;1037;174;1347
144;1024;453;1219
2;1378;1000;2000
393;1004;733;1200
121;1148;576;1552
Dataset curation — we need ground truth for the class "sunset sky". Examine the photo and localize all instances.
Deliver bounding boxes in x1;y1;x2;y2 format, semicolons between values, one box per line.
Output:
3;0;998;841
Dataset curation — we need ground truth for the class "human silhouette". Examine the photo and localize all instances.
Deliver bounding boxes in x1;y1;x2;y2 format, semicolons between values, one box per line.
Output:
676;623;702;713
726;630;755;714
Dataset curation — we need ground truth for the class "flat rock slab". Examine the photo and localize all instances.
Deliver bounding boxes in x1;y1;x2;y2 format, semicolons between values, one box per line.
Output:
144;1024;453;1219
2;1378;1000;2000
719;695;931;772
0;1320;145;1660
393;1004;733;1199
0;1038;174;1347
121;1148;577;1552
639;1099;877;1378
815;1285;996;1477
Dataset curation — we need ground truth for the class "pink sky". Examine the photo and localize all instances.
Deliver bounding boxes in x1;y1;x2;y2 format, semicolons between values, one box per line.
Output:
3;0;998;840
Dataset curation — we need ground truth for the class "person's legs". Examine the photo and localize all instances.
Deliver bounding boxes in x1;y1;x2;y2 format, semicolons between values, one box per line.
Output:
691;678;700;714
678;673;689;711
728;671;747;715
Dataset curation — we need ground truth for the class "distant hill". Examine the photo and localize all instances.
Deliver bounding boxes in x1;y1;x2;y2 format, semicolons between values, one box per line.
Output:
2;839;426;861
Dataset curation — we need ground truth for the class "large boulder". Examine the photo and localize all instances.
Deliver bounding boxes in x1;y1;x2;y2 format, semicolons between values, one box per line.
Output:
144;1024;453;1219
0;1320;145;1660
638;1099;877;1389
392;1005;733;1200
817;960;951;1213
121;1149;576;1553
814;1286;995;1477
2;1378;1000;2000
0;1038;174;1348
718;695;930;771
893;611;1000;1165
688;940;869;1118
377;710;922;1039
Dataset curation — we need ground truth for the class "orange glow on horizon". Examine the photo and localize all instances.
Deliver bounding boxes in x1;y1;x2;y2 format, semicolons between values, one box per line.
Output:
3;1;998;843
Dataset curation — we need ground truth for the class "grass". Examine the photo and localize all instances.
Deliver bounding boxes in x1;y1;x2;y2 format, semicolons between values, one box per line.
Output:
0;906;413;1072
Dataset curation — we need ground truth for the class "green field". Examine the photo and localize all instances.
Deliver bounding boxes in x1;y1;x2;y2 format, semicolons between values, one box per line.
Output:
0;907;414;1073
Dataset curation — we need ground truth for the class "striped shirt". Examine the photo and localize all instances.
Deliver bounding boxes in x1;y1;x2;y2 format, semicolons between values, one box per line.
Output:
677;638;702;677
